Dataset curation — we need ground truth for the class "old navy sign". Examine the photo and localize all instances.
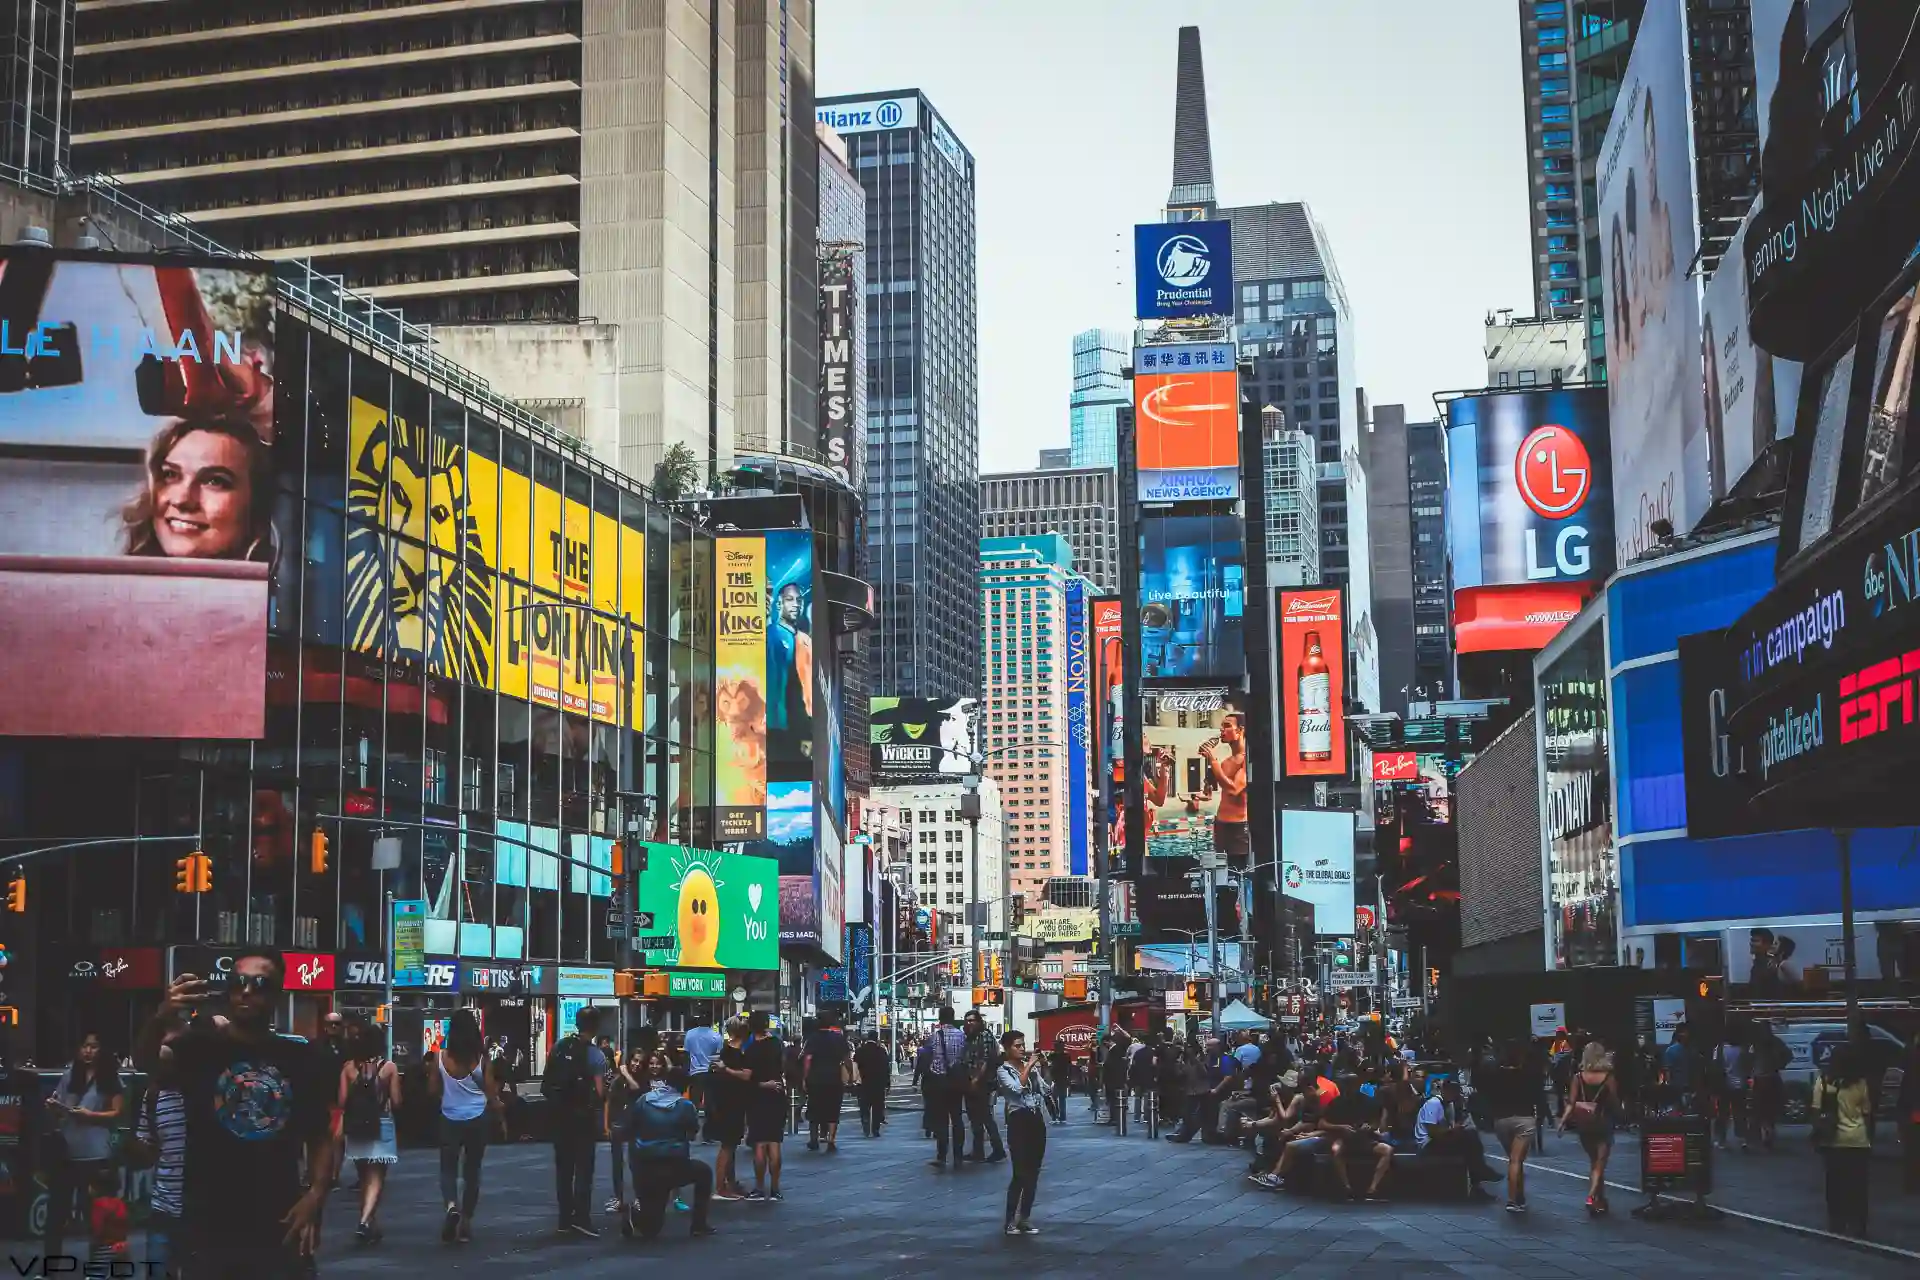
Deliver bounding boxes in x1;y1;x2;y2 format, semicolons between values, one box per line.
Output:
816;96;918;135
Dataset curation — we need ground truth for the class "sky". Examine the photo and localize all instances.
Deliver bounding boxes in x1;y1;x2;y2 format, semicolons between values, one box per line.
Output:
815;0;1538;474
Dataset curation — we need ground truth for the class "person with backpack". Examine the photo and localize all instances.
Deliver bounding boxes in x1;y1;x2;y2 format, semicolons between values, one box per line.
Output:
1812;1042;1875;1236
542;1005;608;1236
922;1006;970;1167
426;1009;500;1244
1557;1040;1619;1216
337;1017;401;1244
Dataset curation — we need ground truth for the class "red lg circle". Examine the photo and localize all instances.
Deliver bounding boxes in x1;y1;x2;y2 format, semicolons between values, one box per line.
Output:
1515;424;1592;519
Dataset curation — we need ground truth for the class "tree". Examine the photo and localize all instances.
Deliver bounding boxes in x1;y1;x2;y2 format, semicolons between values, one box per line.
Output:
652;442;700;502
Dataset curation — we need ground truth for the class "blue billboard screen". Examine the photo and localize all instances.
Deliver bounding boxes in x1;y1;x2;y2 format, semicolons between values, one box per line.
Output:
1134;220;1233;320
1138;513;1245;679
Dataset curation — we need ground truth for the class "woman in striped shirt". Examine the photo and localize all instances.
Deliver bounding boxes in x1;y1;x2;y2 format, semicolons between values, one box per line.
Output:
134;1076;187;1272
995;1031;1048;1237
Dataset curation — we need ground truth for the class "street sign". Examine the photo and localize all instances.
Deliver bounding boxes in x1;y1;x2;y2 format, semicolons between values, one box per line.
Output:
1391;997;1421;1010
1328;971;1371;990
635;934;676;952
1036;978;1065;994
908;983;930;998
1111;920;1142;937
1083;959;1112;973
665;971;728;998
603;908;654;939
983;931;1008;942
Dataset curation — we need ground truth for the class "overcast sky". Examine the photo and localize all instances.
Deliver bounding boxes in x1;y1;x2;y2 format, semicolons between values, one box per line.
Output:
815;0;1537;473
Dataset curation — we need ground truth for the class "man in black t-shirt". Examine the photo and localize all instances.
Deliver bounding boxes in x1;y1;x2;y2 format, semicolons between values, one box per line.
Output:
136;948;335;1280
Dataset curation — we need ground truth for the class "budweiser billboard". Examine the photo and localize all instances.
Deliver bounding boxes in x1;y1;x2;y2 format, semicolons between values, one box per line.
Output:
1277;588;1348;778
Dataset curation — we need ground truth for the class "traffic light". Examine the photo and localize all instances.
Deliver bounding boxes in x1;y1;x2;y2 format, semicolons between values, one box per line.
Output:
609;841;624;878
1185;982;1200;1012
309;828;329;875
3;875;22;913
989;954;1002;986
175;852;212;894
971;986;987;1008
643;971;671;998
614;970;637;998
1063;976;1088;1001
981;988;1003;1007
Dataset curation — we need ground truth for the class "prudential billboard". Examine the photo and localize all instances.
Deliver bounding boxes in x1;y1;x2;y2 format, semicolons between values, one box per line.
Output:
1135;220;1233;319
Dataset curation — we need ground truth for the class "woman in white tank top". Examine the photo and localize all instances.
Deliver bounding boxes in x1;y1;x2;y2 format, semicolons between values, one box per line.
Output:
426;1010;501;1243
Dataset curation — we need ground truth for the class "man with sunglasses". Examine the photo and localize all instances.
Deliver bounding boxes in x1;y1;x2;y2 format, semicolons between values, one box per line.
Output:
136;947;337;1280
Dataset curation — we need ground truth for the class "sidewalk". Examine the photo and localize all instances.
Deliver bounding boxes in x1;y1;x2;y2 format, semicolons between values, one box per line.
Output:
1526;1121;1920;1256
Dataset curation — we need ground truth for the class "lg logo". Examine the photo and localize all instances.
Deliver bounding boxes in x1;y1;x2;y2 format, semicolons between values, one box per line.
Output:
1515;424;1594;580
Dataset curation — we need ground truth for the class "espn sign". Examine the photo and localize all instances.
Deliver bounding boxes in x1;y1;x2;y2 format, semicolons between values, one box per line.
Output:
1839;645;1920;744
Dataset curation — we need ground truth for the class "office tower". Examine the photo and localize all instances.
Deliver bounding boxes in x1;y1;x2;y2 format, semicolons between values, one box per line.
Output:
67;0;819;482
979;465;1119;592
980;535;1076;907
870;777;1003;949
1516;1;1644;379
1069;327;1129;467
1367;406;1454;717
1261;406;1320;588
1485;312;1589;387
816;88;979;703
1164;26;1376;710
0;0;70;183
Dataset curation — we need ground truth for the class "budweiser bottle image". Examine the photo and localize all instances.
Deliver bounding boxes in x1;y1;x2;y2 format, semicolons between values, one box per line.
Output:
1297;630;1332;761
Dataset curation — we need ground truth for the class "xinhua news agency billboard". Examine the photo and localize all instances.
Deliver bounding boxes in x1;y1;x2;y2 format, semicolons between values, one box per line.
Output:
1133;342;1241;502
0;252;277;738
1134;220;1233;320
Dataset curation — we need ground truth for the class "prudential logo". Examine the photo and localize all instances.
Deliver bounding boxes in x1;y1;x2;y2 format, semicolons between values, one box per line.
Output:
1156;234;1212;289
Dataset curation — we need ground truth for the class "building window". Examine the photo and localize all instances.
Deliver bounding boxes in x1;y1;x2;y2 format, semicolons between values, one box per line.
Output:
1538;52;1567;71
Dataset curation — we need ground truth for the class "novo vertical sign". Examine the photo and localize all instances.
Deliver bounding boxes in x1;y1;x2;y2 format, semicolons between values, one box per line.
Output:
1134;220;1233;319
715;536;768;840
1277;587;1348;778
1133;342;1241;503
1065;578;1091;876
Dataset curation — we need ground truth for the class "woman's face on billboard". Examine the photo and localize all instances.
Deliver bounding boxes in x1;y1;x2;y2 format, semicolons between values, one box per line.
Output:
152;427;254;558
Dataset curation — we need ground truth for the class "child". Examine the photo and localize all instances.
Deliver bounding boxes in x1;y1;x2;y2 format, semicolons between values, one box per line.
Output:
87;1165;128;1272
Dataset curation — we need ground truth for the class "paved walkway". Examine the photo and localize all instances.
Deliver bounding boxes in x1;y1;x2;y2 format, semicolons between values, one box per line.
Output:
13;1107;1913;1278
1526;1120;1920;1256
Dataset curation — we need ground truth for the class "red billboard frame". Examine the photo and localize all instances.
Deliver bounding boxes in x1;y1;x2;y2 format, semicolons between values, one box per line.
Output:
1277;587;1347;778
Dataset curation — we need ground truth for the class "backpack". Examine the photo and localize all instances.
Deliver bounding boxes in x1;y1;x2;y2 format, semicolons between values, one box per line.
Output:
541;1036;598;1113
344;1061;386;1140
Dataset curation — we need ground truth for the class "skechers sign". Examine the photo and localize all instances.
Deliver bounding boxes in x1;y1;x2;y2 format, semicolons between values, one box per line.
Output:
816;97;917;135
1134;220;1233;320
1447;388;1615;592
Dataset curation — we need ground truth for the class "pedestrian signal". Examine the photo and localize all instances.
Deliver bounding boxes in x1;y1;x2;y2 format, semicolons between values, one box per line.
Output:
3;876;22;913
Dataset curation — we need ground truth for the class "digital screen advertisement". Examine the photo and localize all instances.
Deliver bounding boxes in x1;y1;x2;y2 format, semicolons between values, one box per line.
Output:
869;695;978;783
762;528;816;784
1133;219;1233;320
0;252;276;738
1447;387;1615;592
1093;595;1124;765
1140;687;1248;863
345;396;645;725
1065;578;1091;877
1279;808;1356;935
1138;512;1246;679
715;535;768;840
634;843;779;971
1276;587;1348;778
1133;342;1241;502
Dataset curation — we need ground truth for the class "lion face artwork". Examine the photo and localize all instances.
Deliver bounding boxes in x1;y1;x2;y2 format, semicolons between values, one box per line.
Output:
345;398;494;684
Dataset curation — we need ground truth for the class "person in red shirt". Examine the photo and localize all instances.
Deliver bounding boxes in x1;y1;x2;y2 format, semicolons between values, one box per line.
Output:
87;1165;128;1271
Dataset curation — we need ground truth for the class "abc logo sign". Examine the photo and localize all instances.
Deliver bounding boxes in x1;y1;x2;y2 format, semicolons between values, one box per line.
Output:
1514;424;1594;581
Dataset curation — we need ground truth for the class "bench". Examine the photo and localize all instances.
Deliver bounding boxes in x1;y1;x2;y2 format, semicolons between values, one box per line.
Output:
1276;1150;1476;1201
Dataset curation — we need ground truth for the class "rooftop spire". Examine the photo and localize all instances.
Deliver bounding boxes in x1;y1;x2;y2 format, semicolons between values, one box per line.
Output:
1168;25;1216;213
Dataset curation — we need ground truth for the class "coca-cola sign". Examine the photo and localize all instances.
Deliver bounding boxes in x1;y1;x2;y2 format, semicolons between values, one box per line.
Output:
1147;688;1228;714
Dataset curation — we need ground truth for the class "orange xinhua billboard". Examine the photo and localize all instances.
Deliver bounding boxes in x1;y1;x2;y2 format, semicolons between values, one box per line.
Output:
1133;346;1240;502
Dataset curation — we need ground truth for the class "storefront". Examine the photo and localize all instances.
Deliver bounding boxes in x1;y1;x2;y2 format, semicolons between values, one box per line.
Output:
54;946;165;1059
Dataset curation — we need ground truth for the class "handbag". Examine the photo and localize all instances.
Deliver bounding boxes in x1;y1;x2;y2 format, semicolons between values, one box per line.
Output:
1568;1075;1601;1128
120;1086;160;1172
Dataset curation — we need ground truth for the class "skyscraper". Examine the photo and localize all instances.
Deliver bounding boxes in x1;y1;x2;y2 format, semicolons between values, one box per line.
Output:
1164;27;1377;710
1367;405;1454;717
1261;406;1320;589
979;464;1120;592
1069;327;1129;468
980;535;1077;906
1515;1;1645;380
67;0;819;481
816;88;979;703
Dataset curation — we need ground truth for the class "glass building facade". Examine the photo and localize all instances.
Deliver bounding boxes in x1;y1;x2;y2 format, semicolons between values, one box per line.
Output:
4;308;719;1060
818;89;979;704
1068;327;1128;468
